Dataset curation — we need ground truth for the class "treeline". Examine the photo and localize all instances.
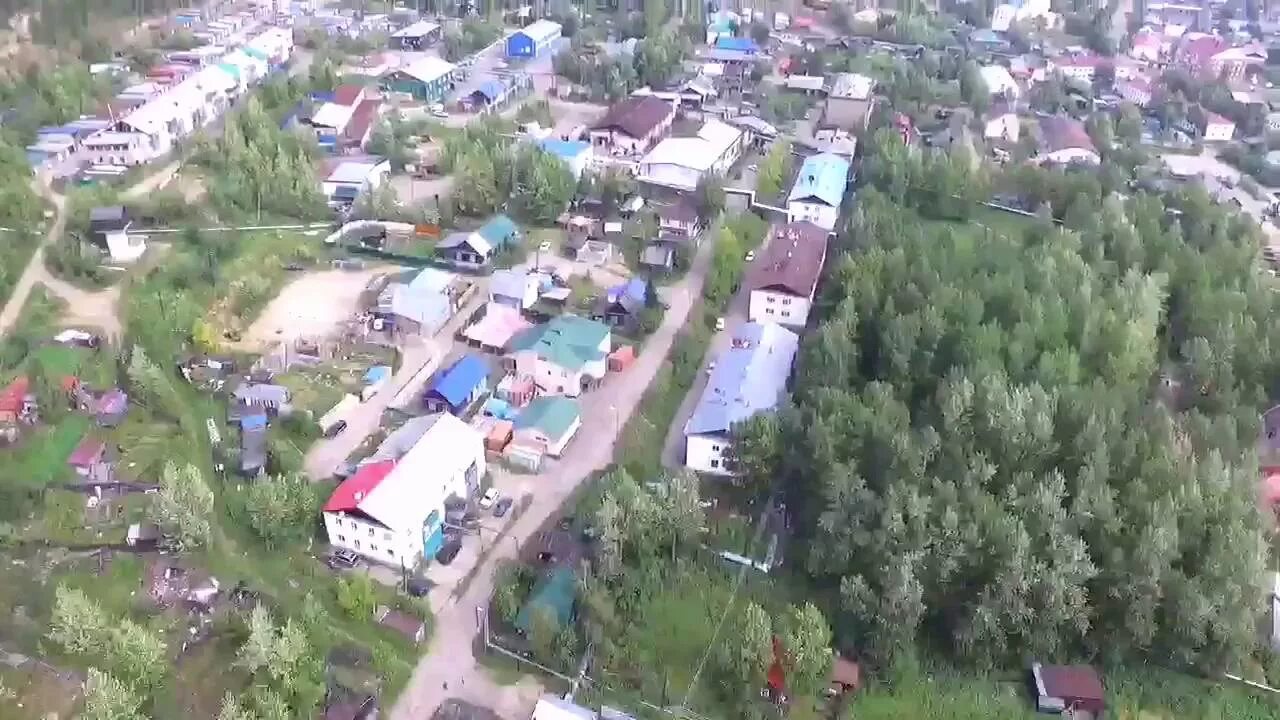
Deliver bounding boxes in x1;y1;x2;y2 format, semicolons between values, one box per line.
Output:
0;138;45;304
735;134;1279;672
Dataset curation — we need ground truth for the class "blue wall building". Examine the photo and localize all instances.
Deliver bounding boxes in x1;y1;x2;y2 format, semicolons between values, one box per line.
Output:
506;19;562;58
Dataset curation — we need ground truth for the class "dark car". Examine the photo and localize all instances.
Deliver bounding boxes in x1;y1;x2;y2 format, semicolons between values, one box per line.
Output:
326;549;360;569
324;420;348;438
436;540;462;565
406;578;432;597
493;497;513;518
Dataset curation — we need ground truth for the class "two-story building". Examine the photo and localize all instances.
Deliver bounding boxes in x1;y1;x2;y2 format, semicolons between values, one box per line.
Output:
746;222;828;329
322;413;485;565
636;119;745;192
786;153;850;231
588;96;676;158
381;56;456;103
506;315;611;397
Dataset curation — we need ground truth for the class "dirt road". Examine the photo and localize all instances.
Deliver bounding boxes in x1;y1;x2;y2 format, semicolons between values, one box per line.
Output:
389;226;718;720
0;183;66;339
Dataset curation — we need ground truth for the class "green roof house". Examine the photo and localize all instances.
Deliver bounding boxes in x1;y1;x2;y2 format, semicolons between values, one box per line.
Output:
513;395;582;456
508;315;611;397
436;214;521;268
515;565;577;634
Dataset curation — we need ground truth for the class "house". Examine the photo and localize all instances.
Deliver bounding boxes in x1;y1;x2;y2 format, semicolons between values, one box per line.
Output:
381;56;456;103
821;73;875;132
390;20;441;50
784;75;826;95
513;395;582;457
1130;28;1164;62
437;215;520;268
1199;111;1235;142
532;695;597;720
507;315;611;397
94;388;129;427
323;413;486;565
239;413;268;477
385;268;461;335
305;84;377;149
1116;76;1154;107
657;200;703;240
67;437;106;476
1029;663;1105;716
641;244;675;270
637;120;746;192
343;98;383;152
322;158;391;206
683;322;799;475
746;222;828;328
979;64;1020;100
1050;53;1105;83
991;0;1055;31
490;269;540;310
983;107;1021;142
1036;116;1099;166
594;277;649;330
538;138;593;179
968;28;1013;53
232;383;292;413
464;303;533;351
87;206;146;263
466;78;515;112
1175;33;1264;79
787;153;850;231
376;606;427;643
588;96;676;157
507;19;563;59
424;354;489;415
714;36;760;54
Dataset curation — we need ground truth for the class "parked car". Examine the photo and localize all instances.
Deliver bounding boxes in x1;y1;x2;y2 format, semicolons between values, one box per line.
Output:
324;420;348;438
715;317;726;331
493;496;513;518
538;239;553;253
326;549;360;569
479;487;500;509
436;540;462;565
744;250;755;262
406;578;432;597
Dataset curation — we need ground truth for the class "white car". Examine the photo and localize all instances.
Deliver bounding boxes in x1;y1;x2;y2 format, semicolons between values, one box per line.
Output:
744;250;755;262
715;317;726;331
539;240;552;253
479;487;500;509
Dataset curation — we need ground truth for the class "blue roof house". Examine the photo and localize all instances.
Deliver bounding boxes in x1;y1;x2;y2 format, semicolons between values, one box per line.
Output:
714;36;760;54
424;355;490;415
683;322;798;475
537;138;593;179
786;153;851;232
506;19;563;59
386;268;457;334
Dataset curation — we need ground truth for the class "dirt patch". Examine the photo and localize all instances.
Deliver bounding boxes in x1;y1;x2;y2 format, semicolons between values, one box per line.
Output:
240;266;397;350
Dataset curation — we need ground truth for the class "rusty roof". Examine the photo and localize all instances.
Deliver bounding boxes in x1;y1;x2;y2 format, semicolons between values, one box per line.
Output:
591;96;674;140
746;222;829;298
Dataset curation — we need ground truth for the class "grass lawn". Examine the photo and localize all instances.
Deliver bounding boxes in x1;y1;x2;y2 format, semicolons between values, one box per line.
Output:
0;663;82;720
30;343;116;388
4;414;89;489
971;206;1036;239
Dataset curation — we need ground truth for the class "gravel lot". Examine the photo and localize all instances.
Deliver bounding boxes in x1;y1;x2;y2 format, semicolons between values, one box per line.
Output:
241;266;394;349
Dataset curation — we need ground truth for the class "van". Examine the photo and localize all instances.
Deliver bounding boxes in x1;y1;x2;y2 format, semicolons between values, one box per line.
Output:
435;539;462;565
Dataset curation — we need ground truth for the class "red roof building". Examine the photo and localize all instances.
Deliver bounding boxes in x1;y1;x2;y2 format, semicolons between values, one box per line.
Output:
1031;662;1105;715
746;222;829;328
323;460;397;513
0;376;30;422
67;437;106;471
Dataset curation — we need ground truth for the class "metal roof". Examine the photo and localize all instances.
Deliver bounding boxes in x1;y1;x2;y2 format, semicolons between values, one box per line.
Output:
513;19;562;44
391;20;440;38
427;355;489;408
788;153;850;207
684;322;798;436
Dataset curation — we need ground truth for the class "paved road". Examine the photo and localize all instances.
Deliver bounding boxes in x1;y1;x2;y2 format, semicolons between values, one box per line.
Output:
389;216;719;720
302;286;488;480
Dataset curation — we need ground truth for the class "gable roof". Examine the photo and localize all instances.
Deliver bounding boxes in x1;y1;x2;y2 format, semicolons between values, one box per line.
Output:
324;460;397;513
491;268;534;300
591;96;674;140
68;437;106;467
395;56;455;85
685;322;799;436
0;376;30;414
427;355;489;408
516;395;581;439
514;19;562;44
1038;115;1096;154
332;84;365;106
509;315;610;371
714;36;759;53
788;153;850;207
748;222;829;298
391;20;440;38
539;138;591;162
476;214;518;246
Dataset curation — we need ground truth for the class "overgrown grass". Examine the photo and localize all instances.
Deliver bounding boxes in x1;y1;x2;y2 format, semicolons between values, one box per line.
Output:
4;414;90;489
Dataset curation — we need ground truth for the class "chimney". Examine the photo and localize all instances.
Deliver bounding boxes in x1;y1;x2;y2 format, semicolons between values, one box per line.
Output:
355;491;364;501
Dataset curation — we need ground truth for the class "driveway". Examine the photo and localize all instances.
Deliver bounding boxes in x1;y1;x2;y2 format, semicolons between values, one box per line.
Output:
388;211;719;720
302;284;488;479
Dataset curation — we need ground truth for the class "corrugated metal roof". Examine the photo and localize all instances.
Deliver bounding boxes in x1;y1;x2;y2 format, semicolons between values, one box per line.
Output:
684;322;798;436
788;153;850;207
427;355;489;408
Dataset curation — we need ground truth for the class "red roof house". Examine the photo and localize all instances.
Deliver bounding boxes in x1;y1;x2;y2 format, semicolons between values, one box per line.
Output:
323;460;397;513
1031;662;1105;715
67;437;107;474
0;376;30;423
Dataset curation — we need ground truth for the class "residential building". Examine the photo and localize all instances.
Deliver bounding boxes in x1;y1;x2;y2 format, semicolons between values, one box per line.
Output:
0;376;30;425
821;73;875;133
463;303;533;352
979;64;1020;100
513;395;582;457
531;695;597;720
305;84;377;150
381;56;456;103
588;96;676;157
683;322;799;475
657;199;702;242
232;383;291;413
240;415;268;477
636;119;745;192
786;153;851;231
67;437;106;476
506;19;563;58
1036;116;1100;166
991;0;1056;32
538;138;593;179
507;315;611;397
88;206;146;263
1130;28;1164;62
436;214;520;268
94;388;129;427
1030;663;1105;716
390;20;441;50
491;268;541;310
784;74;826;95
322;413;486;565
1175;33;1265;79
424;354;489;415
594;277;648;330
1199;110;1236;141
984;107;1021;142
466;77;520;112
384;267;460;335
322;157;391;206
1116;77;1154;107
746;222;829;328
1051;54;1105;83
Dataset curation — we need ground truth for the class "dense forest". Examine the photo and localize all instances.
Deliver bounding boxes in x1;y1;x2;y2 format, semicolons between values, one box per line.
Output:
736;130;1279;673
0;0;191;49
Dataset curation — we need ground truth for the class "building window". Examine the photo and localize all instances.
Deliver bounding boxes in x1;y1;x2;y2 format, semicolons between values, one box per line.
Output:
354;540;361;549
368;528;375;537
766;295;775;303
370;544;379;552
337;535;346;542
710;459;720;468
782;298;792;305
766;308;774;315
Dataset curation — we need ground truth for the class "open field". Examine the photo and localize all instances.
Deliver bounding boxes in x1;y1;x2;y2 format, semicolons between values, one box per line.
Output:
241;266;396;349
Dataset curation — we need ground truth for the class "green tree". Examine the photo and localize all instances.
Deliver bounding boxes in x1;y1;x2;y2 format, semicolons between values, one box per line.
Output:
110;619;167;689
81;669;145;720
720;601;773;693
336;574;378;620
48;585;109;655
781;603;832;702
695;173;726;218
959;59;990;115
154;462;213;551
237;473;320;548
528;605;563;667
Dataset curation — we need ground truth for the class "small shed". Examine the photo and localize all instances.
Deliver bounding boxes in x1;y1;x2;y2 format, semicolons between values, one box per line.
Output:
424;354;489;415
1030;662;1105;716
67;437;106;475
608;345;635;372
95;388;129;427
486;419;514;453
376;606;426;643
